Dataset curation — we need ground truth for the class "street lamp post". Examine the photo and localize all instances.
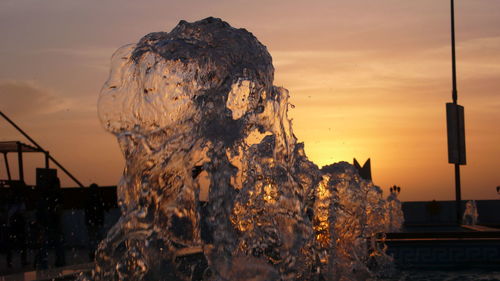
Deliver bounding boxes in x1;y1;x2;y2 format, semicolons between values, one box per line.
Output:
447;0;466;225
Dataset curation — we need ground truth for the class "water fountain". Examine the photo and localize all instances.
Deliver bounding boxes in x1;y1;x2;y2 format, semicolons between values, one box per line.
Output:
462;200;478;225
81;17;403;281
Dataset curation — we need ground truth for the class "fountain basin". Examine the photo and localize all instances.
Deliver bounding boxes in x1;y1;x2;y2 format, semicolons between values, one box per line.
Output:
385;225;500;268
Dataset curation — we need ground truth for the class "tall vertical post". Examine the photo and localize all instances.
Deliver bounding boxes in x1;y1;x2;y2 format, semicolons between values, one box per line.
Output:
17;142;24;183
451;0;458;105
450;0;462;224
45;151;50;168
3;153;12;181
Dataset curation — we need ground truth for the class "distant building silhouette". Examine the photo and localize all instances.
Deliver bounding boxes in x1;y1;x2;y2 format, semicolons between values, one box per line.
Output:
353;158;372;181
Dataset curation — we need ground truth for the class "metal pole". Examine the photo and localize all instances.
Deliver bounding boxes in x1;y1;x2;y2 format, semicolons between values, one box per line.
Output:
45;151;50;168
454;164;462;224
451;0;462;224
17;142;24;182
0;111;85;187
3;153;12;181
451;0;458;104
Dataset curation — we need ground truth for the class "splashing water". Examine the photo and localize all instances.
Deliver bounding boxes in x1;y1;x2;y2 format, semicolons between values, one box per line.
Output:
385;189;404;233
81;17;404;281
463;200;478;225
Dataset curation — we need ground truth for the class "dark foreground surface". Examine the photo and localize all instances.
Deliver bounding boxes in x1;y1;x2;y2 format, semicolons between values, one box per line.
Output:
385;225;500;269
376;269;500;281
0;261;92;281
2;265;500;281
2;225;499;280
0;248;90;277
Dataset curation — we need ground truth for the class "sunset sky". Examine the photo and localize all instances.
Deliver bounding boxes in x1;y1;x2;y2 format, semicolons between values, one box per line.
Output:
1;0;499;201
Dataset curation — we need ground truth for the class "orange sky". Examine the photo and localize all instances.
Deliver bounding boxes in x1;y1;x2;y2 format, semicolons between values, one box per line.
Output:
1;0;499;201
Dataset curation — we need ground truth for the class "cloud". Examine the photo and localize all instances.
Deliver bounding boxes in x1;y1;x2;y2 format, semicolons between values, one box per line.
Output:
0;80;69;117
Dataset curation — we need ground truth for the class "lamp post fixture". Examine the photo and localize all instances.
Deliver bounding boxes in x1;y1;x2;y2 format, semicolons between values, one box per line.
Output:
390;185;401;195
446;0;466;225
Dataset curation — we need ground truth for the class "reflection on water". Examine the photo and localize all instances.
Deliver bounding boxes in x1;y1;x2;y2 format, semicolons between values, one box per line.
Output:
81;17;404;281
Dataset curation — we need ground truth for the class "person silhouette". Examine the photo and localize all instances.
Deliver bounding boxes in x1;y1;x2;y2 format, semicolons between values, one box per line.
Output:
48;178;66;267
5;182;28;268
84;183;106;261
34;176;65;269
34;182;50;269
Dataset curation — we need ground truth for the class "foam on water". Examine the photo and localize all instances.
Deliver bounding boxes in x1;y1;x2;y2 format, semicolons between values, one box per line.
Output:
82;17;403;281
